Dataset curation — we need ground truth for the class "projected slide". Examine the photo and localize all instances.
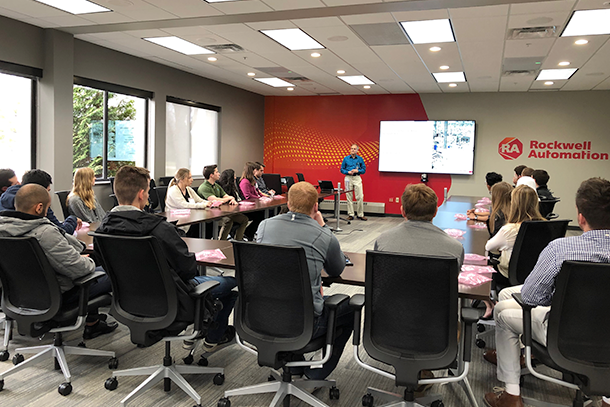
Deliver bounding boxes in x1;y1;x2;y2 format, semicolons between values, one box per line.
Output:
378;120;475;175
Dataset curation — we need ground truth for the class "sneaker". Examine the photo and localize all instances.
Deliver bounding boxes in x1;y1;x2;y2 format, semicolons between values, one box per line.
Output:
182;340;196;350
83;320;118;339
203;326;236;353
357;216;368;221
347;216;354;221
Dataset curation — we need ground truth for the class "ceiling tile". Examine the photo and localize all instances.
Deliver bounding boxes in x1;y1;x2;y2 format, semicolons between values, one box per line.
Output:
261;0;326;11
414;42;463;73
530;78;568;89
448;4;509;19
499;75;535;91
510;1;576;15
540;34;607;69
451;15;508;43
507;11;571;29
592;76;610;89
38;14;96;26
80;11;135;24
142;0;223;18
503;38;556;58
293;16;343;28
303;25;367;50
574;0;610;10
0;0;65;18
340;12;394;25
209;0;273;15
391;9;448;22
323;0;381;5
223;52;276;68
246;20;296;30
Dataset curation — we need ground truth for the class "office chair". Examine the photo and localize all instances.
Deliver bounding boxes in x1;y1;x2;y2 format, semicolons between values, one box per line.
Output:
0;236;116;395
539;198;560;220
262;173;282;195
92;233;224;407
155;186;168;212
109;193;119;208
158;176;174;186
0;310;11;362
352;251;479;407
108;176;115;193
218;241;348;407
285;176;295;191
296;173;305;182
55;190;71;219
514;261;610;407
477;219;570;348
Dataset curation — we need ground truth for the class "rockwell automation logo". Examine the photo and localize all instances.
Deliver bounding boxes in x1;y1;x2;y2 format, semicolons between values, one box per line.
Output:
498;137;523;160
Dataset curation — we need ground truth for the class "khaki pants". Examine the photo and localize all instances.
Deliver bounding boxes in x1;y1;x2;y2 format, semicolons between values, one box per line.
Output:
344;174;364;217
219;213;249;241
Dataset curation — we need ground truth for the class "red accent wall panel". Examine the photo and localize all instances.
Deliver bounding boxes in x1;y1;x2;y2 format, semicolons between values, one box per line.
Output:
264;94;452;214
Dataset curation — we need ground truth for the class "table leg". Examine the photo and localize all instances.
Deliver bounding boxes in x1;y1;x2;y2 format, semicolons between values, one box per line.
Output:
332;190;343;232
212;220;219;240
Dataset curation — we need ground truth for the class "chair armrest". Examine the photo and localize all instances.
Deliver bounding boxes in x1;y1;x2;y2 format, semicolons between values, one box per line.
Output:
190;280;220;299
460;308;480;362
512;292;534;348
73;270;106;286
323;294;350;345
461;308;480;325
72;271;106;317
350;294;365;346
324;293;349;309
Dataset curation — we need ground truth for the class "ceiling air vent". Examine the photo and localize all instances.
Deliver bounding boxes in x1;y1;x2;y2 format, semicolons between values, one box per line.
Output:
503;70;537;77
508;26;557;40
204;44;244;53
282;76;311;82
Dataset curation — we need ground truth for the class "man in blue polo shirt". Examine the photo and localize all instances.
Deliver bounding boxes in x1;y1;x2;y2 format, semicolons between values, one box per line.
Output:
340;143;367;221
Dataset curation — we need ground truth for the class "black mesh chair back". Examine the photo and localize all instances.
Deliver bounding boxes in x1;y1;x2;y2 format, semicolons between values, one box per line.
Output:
539;198;560;219
363;250;459;388
285;176;295;191
55;190;71;219
0;237;62;336
296;173;305;182
545;261;610;395
155;186;168;212
92;233;180;345
108;177;115;193
508;219;570;286
232;241;314;369
158;176;174;186
262;173;282;195
109;194;118;208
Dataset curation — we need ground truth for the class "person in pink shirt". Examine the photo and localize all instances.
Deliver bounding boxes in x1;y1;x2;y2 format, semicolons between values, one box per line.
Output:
239;162;263;200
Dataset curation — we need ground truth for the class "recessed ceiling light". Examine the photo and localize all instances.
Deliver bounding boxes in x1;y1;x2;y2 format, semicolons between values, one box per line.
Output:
558;61;570;66
311;52;321;58
448;83;457;88
247;72;256;76
561;9;610;37
544;81;554;85
254;77;295;88
207;56;217;61
337;75;374;85
432;72;466;83
400;19;455;44
144;37;214;55
261;28;324;51
337;70;345;74
34;0;110;14
287;87;294;91
575;39;589;45
363;85;371;89
536;68;578;80
440;65;450;70
429;46;442;52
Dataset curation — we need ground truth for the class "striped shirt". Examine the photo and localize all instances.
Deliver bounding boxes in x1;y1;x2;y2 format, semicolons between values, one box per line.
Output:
522;229;610;306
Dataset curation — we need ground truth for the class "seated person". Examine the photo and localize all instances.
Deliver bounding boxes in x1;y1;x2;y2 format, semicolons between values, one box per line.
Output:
532;169;556;200
0;168;19;197
511;164;527;187
68;167;106;222
484;177;610;407
218;169;242;201
256;181;354;380
165;168;210;210
96;165;237;352
0;169;81;234
239;162;264;200
467;171;504;222
515;167;536;191
198;164;248;241
0;184;117;339
254;162;275;197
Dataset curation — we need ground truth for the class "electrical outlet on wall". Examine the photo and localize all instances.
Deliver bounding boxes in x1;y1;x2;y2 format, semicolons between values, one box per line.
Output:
395;197;399;203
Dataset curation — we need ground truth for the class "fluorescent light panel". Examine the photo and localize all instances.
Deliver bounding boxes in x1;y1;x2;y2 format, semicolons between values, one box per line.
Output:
536;69;577;80
337;75;374;85
400;19;455;44
144;37;214;55
432;72;466;83
261;28;324;51
254;78;295;87
35;0;109;14
561;9;610;37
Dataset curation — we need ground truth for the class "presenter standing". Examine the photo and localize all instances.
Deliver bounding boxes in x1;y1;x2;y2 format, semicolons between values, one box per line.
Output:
341;144;367;221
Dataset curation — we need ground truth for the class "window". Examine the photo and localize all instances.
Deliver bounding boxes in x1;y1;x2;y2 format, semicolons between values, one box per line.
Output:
165;97;219;177
73;78;151;179
0;64;38;178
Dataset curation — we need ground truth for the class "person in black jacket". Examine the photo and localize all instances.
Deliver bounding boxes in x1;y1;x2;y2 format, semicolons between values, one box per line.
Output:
532;169;556;200
96;165;237;352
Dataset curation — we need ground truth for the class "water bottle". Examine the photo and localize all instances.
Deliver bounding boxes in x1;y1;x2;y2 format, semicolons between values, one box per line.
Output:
444;187;448;200
345;179;350;191
337;182;341;191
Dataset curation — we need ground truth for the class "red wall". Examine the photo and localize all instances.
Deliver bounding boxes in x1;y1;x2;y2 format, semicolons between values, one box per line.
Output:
264;94;452;214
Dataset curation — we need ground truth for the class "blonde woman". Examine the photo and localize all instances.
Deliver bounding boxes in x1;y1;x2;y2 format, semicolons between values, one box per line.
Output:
165;168;210;210
485;185;546;278
68;167;106;222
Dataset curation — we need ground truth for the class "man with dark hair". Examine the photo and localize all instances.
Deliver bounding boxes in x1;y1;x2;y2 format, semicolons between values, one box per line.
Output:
516;167;536;190
375;183;464;264
0;184;117;339
511;165;527;186
254;162;275;197
197;164;248;241
532;169;555;200
96;165;237;352
0;169;81;234
256;181;354;380
0;168;19;196
484;177;610;407
485;172;503;190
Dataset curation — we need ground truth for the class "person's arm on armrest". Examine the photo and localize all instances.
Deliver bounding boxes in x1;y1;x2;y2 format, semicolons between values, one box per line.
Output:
521;242;559;307
324;233;345;277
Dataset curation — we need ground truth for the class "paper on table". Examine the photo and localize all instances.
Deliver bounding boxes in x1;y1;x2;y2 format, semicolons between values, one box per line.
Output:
459;271;492;286
238;201;255;206
454;213;468;220
273;195;284;199
462;265;495;274
195;249;227;261
464;253;488;265
170;209;191;216
444;228;466;238
468;222;487;229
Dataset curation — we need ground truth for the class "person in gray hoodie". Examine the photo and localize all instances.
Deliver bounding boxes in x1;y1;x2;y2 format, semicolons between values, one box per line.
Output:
0;184;117;339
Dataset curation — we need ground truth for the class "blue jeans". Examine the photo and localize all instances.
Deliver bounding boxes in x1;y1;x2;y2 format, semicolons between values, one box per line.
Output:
192;275;238;343
62;266;113;322
305;297;354;380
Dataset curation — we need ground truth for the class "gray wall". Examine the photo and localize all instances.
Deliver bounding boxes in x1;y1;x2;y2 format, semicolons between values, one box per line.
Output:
421;91;610;224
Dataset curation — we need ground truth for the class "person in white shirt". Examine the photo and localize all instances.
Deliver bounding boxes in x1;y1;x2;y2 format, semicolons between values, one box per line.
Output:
165;168;211;211
515;167;537;191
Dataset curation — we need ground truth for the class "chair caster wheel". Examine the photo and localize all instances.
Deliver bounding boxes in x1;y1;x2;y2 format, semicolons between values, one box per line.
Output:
105;377;118;391
431;400;444;407
183;354;194;365
197;356;208;366
213;373;225;385
477;323;486;333
0;379;3;391
58;382;72;396
12;353;24;365
329;386;340;400
362;393;374;407
476;339;486;348
77;341;87;348
108;357;119;369
218;397;231;407
0;350;9;362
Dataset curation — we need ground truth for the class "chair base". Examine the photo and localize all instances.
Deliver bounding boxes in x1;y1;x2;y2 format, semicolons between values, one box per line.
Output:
365;387;443;407
521;394;593;407
223;369;336;407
